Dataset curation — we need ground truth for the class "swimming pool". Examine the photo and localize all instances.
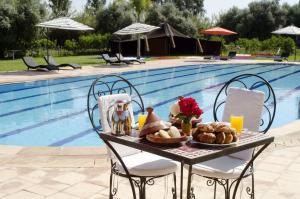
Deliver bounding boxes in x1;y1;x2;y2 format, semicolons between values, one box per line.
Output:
0;63;299;146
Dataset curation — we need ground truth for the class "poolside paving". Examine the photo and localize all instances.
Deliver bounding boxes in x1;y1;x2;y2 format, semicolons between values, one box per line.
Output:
0;57;300;198
0;123;300;198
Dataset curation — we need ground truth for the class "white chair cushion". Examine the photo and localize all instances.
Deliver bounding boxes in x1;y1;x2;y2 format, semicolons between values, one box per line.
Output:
190;156;251;179
222;87;265;132
222;87;265;161
98;94;140;157
116;152;178;177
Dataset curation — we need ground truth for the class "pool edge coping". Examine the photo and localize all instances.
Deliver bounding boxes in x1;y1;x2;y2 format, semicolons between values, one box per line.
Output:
1;58;299;85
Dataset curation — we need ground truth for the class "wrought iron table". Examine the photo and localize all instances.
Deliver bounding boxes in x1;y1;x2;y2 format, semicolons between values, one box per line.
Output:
100;130;274;199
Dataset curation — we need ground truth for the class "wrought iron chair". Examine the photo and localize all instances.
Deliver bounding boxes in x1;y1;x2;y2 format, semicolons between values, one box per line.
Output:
188;74;276;199
87;74;177;199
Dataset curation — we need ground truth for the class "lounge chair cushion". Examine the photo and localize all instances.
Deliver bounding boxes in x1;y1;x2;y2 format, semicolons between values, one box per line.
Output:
189;156;251;179
98;94;139;158
45;56;81;69
102;54;119;63
116;152;178;177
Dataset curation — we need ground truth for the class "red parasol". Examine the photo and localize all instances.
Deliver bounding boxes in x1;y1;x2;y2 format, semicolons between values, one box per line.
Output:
200;27;237;36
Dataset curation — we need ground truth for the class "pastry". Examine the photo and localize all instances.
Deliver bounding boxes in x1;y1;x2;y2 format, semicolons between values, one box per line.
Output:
197;132;216;144
230;129;238;142
215;132;226;144
192;128;202;140
224;133;233;144
215;124;229;132
197;124;214;133
159;130;171;138
216;126;232;134
154;132;160;137
168;126;181;138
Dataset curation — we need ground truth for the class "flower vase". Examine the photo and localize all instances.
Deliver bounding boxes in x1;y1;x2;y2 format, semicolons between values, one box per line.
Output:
181;121;192;136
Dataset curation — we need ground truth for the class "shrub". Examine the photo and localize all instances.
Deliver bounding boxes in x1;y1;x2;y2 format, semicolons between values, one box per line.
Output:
33;39;56;49
78;33;111;51
64;39;78;53
281;37;295;55
236;36;295;54
236;38;261;53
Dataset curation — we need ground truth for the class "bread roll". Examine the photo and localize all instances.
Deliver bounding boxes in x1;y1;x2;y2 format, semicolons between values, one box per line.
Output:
168;126;181;138
159;130;171;138
215;132;226;144
198;133;216;144
224;133;233;144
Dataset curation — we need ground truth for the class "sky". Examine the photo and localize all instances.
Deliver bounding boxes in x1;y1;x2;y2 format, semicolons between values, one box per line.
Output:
72;0;299;18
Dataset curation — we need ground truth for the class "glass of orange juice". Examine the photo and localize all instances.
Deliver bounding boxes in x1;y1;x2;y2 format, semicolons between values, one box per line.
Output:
138;114;147;130
230;115;244;135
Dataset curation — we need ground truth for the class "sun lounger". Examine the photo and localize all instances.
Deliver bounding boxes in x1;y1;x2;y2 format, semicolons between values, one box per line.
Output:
220;51;237;60
203;55;214;60
274;52;289;62
101;54;125;65
44;56;81;69
22;57;58;71
116;53;145;64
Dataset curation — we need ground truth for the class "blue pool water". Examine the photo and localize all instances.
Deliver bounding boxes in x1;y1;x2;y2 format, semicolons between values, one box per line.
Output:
0;63;300;146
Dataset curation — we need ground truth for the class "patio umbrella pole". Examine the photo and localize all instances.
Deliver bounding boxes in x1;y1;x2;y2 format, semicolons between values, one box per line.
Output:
137;34;141;59
295;35;298;61
46;28;49;60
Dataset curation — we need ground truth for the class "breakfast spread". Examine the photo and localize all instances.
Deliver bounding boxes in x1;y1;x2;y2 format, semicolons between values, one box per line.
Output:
192;122;238;145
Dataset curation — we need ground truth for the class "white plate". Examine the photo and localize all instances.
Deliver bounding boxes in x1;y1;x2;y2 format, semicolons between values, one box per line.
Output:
197;121;230;127
189;140;238;147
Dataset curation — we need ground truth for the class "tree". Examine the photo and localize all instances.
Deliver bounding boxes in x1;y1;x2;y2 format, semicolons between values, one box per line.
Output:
217;0;289;39
85;0;105;15
0;0;46;58
146;2;199;36
95;0;133;34
152;0;204;15
174;0;204;15
131;0;151;22
284;2;300;27
49;0;71;17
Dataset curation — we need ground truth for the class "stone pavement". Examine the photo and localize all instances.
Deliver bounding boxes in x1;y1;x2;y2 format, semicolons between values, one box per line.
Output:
0;130;299;199
0;58;300;198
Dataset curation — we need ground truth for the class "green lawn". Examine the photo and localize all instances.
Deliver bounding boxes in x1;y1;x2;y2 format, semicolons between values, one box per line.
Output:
0;53;299;73
0;55;104;72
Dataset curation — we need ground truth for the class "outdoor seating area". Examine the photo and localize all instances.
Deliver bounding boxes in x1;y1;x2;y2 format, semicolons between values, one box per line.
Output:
44;56;82;69
101;53;145;65
86;74;276;199
1;1;300;199
22;56;59;71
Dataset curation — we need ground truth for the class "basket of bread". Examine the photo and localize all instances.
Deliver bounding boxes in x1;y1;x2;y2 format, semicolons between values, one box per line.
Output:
192;122;238;146
139;107;187;145
146;126;187;144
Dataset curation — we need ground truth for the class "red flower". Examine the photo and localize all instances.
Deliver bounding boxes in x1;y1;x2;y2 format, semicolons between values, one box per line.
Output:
178;97;203;119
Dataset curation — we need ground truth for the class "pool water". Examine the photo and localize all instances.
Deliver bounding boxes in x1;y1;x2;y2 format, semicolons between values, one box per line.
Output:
0;63;299;146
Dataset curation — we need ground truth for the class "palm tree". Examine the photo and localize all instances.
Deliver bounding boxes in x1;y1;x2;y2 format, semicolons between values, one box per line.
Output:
130;0;151;59
131;0;151;22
